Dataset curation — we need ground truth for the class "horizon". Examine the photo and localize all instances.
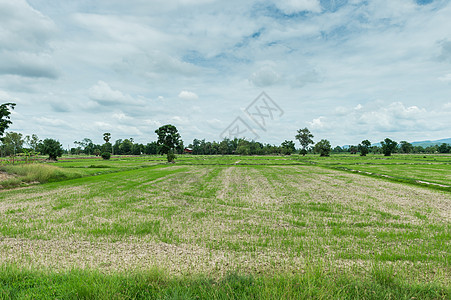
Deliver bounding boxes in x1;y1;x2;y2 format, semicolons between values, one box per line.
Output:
1;0;450;147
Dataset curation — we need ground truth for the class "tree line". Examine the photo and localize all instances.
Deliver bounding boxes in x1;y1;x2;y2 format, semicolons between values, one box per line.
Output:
1;103;450;162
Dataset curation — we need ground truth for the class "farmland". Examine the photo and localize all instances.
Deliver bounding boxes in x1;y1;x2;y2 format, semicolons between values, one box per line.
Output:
0;154;450;299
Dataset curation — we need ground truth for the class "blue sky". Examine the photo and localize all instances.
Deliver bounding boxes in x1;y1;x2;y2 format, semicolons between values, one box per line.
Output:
1;0;450;148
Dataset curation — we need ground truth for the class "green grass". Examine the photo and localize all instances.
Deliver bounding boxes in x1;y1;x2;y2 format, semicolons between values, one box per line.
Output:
0;155;450;298
0;264;448;300
0;164;84;188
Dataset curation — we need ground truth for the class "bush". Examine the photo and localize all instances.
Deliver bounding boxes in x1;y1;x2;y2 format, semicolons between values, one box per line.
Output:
101;152;111;160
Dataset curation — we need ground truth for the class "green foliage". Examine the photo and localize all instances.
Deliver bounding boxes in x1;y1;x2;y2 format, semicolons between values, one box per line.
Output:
437;143;451;153
155;125;181;154
381;138;398;156
101;152;111;160
24;134;40;151
314;139;331;156
0;131;23;156
400;141;413;154
0;164;82;188
119;139;133;155
101;142;112;154
103;132;111;143
39;138;64;160
358;139;371;156
0;103;15;137
295;127;314;155
281;140;296;155
166;149;176;162
155;124;181;162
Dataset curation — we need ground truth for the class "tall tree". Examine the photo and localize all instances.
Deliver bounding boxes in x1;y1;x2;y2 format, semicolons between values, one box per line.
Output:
155;124;181;162
103;133;111;143
399;141;413;154
25;134;40;151
314;139;331;157
1;132;24;155
358;140;371;156
295;127;313;156
0;103;16;138
39;138;64;161
380;138;397;156
281;140;296;155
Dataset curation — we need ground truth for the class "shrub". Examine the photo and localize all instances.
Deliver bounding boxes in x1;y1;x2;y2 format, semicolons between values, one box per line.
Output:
101;152;111;160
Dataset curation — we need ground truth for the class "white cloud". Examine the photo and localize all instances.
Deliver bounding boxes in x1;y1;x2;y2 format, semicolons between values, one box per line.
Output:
308;116;326;129
0;0;56;52
249;66;281;87
2;0;451;146
32;117;70;128
88;81;144;106
112;113;132;122
178;91;199;100
273;0;322;14
438;73;451;83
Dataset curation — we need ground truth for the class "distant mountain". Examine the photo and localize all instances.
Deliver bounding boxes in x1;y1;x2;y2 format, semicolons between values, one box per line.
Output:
411;138;451;147
342;138;451;148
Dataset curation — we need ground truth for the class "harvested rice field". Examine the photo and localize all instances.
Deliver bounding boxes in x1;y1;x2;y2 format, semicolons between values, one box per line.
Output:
0;155;450;299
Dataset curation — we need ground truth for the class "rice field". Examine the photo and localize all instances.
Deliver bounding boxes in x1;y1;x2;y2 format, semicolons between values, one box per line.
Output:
0;154;449;299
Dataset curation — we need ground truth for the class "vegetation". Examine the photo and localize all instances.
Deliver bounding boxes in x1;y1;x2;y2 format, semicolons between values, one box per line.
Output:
381;138;398;156
0;103;15;137
39;138;64;161
0;155;449;298
358;139;371;156
314;139;331;156
155;124;182;162
295;127;314;156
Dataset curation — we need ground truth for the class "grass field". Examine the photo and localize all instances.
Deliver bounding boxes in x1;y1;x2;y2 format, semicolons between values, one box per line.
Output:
0;154;450;299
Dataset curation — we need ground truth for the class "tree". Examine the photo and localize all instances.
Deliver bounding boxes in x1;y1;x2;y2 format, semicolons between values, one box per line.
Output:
281;140;296;155
25;134;40;151
236;140;251;155
120;139;133;155
399;141;413;154
103;133;111;143
155;124;181;162
0;103;15;138
295;128;314;156
314;139;331;157
1;132;24;156
438;143;451;153
358;140;371;156
39;138;64;161
144;141;159;155
380;138;397;156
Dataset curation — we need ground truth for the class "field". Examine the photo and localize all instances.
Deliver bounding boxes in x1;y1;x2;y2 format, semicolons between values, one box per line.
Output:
0;154;450;299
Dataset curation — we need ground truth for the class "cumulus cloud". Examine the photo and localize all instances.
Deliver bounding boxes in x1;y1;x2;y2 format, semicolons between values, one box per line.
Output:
249;66;281;87
308;116;327;129
178;91;199;100
88;81;144;106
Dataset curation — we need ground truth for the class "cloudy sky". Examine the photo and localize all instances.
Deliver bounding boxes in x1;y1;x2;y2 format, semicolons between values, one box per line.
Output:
1;0;450;148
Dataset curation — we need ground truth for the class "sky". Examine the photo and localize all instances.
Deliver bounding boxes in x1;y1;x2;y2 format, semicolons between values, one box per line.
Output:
1;0;450;148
